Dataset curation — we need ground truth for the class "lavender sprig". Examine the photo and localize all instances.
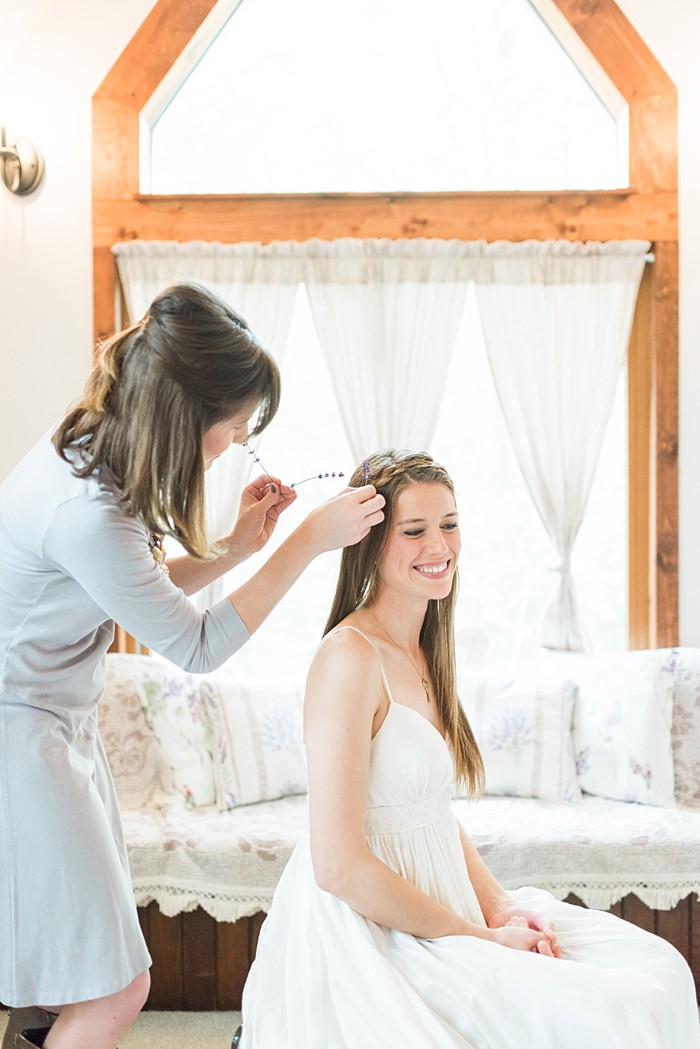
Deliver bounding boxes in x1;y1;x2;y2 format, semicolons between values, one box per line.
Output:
291;472;345;489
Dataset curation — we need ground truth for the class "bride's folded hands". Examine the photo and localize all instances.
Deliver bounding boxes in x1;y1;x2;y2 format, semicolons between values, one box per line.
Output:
487;914;560;956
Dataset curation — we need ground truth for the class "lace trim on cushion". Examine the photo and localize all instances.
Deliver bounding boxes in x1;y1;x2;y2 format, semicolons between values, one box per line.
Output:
506;878;700;912
133;884;274;922
133;879;700;921
365;788;453;835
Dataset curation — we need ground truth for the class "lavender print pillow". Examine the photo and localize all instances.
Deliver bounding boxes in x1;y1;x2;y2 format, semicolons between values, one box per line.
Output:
571;649;675;807
203;668;307;810
101;654;175;808
135;660;216;807
458;671;581;802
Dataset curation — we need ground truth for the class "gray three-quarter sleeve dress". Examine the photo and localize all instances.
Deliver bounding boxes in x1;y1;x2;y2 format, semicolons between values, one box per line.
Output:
0;432;250;1007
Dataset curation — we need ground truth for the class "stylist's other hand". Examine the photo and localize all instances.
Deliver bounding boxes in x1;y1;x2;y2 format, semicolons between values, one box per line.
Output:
306;484;385;553
230;475;297;558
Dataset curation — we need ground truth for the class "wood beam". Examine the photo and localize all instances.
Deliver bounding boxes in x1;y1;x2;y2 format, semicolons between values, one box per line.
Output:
551;0;677;192
627;262;652;650
651;240;679;646
94;190;678;249
95;0;221;112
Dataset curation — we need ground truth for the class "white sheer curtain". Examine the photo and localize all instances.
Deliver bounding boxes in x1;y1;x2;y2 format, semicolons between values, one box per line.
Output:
112;236;648;651
113;240;303;607
470;239;650;651
301;239;472;459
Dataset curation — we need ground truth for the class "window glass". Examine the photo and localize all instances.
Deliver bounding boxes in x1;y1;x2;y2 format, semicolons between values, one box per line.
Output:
147;0;626;193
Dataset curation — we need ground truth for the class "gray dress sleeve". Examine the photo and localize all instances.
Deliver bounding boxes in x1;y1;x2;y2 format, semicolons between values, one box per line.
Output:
43;490;250;673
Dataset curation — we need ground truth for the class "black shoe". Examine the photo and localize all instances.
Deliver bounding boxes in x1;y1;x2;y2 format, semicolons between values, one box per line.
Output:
3;1011;56;1049
231;1024;243;1049
14;1027;51;1048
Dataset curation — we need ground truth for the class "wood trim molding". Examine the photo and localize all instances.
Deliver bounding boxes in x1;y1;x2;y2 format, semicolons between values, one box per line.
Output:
627;262;653;650
93;190;678;250
93;0;679;648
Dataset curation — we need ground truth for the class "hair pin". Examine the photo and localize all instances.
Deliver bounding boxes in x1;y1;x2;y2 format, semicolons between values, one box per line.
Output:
361;459;371;484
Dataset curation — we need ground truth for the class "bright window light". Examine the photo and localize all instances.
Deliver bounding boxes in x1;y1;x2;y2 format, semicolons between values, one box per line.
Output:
147;0;627;193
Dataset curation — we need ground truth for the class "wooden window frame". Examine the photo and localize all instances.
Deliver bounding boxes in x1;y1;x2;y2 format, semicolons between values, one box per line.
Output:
93;0;678;649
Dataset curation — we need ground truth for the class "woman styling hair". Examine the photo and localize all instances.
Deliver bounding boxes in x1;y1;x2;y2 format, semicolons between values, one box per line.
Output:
238;448;699;1048
0;281;384;1049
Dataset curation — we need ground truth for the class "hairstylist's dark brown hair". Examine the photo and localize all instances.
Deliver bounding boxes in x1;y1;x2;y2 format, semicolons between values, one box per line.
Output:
324;449;484;798
53;281;281;557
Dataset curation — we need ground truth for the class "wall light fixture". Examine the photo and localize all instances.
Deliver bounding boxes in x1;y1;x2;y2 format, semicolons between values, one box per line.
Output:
0;127;45;196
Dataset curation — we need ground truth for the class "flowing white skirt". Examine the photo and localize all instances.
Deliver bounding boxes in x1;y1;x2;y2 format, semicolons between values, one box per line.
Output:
241;813;699;1049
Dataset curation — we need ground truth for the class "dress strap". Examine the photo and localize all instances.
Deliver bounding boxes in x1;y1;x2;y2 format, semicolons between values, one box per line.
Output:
330;625;395;704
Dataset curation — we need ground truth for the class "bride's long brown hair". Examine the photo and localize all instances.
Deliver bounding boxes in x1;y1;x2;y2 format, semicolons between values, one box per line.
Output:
324;449;484;798
53;281;280;558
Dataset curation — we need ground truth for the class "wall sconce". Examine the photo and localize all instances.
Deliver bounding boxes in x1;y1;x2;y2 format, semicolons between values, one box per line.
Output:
0;127;45;196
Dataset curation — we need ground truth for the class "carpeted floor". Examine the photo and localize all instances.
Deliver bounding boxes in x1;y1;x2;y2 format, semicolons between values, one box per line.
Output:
0;1010;241;1049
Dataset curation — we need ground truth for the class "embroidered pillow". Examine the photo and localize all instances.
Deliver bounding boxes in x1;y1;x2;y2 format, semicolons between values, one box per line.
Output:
670;647;700;809
570;649;676;807
202;667;307;810
100;654;174;808
457;670;581;802
134;658;216;807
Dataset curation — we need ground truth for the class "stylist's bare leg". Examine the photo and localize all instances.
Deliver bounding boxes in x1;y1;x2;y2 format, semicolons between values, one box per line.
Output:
42;971;150;1049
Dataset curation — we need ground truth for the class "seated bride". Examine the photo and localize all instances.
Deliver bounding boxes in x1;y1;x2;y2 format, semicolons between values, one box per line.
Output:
237;448;699;1048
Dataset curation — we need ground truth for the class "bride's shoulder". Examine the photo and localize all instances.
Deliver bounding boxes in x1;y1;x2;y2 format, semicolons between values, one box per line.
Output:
310;617;381;683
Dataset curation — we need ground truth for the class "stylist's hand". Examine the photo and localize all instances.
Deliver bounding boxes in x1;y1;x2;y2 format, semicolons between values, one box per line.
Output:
229;475;297;558
304;484;385;553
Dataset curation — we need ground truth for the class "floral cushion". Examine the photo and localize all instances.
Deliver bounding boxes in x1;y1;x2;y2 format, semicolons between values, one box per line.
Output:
569;649;676;807
202;667;307;809
133;656;217;807
457;670;581;802
100;654;174;808
670;648;700;808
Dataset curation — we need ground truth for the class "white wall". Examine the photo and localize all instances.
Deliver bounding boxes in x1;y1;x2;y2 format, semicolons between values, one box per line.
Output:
1;0;699;643
0;0;155;472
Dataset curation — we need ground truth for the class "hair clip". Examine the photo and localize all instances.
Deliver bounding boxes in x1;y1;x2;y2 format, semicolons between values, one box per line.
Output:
290;471;345;489
361;459;371;484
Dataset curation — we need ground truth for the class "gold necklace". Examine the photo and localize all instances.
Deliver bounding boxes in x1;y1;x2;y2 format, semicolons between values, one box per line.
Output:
371;614;431;703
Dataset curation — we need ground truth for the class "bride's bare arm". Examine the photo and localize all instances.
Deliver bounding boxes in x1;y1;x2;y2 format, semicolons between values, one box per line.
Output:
305;629;542;948
458;825;560;957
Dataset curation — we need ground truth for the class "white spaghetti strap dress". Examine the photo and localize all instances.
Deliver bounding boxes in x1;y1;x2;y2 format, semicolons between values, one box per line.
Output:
241;628;700;1048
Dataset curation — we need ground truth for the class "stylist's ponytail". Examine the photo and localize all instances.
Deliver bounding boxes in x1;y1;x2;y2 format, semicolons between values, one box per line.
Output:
53;321;143;457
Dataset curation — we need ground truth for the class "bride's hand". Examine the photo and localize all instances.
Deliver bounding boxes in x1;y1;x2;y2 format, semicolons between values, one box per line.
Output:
487;905;561;958
489;921;556;956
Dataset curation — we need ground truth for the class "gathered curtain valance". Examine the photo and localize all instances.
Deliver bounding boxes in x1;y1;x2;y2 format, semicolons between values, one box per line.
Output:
113;237;650;650
114;237;652;292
